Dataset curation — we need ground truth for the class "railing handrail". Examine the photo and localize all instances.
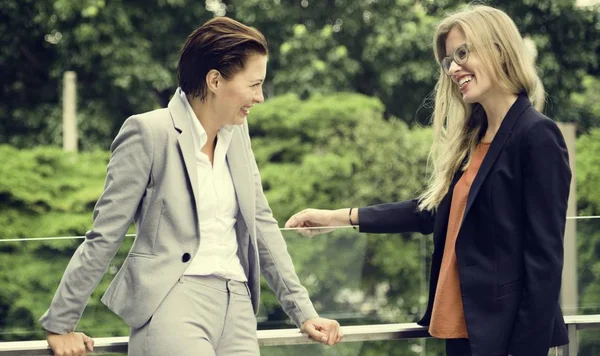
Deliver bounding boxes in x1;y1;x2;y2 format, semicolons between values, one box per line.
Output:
0;315;598;355
2;215;600;242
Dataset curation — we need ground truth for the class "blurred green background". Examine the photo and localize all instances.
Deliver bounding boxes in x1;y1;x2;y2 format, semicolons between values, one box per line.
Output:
1;0;600;355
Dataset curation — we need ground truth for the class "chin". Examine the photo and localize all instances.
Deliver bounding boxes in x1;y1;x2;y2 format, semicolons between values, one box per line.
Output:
461;92;479;104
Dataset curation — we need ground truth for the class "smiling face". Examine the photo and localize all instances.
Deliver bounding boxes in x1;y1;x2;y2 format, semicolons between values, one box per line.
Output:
210;54;268;126
444;26;496;105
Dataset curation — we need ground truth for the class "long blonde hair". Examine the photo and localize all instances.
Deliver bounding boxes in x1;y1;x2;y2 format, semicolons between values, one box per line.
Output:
418;5;544;212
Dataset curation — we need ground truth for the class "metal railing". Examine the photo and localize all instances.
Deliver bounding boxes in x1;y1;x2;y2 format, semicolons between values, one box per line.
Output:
2;221;599;355
0;315;598;356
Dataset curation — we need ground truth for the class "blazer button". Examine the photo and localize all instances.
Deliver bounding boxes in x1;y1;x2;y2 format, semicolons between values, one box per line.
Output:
182;253;191;263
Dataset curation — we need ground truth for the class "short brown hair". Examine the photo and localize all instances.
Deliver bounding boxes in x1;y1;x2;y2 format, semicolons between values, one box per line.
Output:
177;17;268;101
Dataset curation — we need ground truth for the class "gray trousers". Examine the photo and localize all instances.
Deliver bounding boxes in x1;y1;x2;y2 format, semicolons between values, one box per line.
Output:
128;275;260;356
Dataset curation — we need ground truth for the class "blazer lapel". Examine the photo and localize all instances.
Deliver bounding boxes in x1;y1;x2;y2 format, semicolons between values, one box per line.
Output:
227;127;256;238
462;94;531;223
168;92;200;212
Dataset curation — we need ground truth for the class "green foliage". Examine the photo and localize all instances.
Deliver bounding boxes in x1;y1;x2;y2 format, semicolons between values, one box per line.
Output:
0;145;136;340
577;129;600;215
496;1;600;130
248;93;437;356
231;0;442;122
575;129;600;354
273;25;360;98
249;92;387;217
571;76;600;134
3;0;599;149
1;0;212;149
233;0;600;124
0;145;108;239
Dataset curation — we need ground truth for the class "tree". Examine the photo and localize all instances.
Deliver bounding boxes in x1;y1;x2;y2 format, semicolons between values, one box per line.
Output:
571;75;600;134
1;0;212;149
229;0;441;121
231;0;600;124
3;0;599;149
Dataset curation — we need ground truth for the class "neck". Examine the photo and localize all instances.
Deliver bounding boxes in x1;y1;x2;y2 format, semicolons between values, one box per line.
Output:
479;91;518;136
187;94;221;142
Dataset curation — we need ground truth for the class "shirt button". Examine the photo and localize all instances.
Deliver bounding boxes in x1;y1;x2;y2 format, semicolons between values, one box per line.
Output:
182;253;191;263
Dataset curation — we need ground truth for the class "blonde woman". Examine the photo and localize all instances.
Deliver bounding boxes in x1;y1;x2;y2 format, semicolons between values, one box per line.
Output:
286;5;570;356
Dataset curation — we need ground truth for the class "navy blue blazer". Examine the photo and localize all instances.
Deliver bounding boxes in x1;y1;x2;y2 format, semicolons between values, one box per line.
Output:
359;94;571;356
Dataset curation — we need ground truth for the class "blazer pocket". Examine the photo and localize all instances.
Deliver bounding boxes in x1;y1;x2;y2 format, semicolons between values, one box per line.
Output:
497;279;523;298
128;251;157;259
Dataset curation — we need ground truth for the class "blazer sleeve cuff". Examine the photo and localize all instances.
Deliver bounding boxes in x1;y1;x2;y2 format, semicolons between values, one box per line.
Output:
357;206;381;232
39;310;75;335
291;305;320;328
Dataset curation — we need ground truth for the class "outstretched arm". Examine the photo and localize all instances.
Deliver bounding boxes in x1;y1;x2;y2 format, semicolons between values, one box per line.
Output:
40;116;154;335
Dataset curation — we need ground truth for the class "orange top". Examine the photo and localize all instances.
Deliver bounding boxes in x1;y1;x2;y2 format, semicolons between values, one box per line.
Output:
429;142;490;339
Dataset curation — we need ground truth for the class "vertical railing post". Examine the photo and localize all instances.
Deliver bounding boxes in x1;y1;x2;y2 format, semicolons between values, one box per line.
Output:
558;123;577;316
568;323;578;356
62;71;78;152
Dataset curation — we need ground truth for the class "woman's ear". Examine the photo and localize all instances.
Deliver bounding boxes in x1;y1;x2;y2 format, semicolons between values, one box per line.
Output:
494;43;505;63
206;69;220;94
494;42;509;74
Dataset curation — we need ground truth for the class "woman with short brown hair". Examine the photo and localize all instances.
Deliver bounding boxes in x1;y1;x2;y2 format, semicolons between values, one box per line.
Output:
42;17;342;356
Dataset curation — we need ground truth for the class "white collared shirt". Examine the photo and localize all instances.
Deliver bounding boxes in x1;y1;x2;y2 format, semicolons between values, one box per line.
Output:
178;88;247;282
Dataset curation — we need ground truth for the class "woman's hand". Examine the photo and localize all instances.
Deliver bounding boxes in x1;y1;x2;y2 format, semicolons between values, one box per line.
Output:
285;208;354;236
47;331;94;356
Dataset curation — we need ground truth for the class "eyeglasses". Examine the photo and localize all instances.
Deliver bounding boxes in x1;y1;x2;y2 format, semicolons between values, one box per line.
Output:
440;43;470;75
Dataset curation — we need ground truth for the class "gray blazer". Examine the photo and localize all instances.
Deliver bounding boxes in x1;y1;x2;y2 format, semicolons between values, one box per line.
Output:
40;91;319;333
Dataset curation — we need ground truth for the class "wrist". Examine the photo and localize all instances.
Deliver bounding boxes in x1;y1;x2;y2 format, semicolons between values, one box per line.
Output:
331;209;347;225
348;208;357;229
332;208;358;226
